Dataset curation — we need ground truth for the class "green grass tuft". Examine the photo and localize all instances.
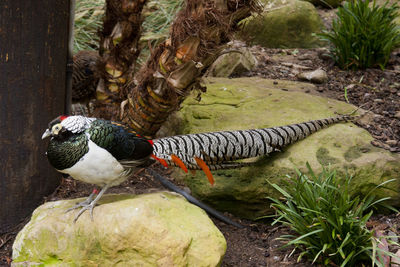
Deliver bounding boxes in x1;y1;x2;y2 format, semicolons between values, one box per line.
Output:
268;163;398;266
138;0;183;65
74;0;105;53
318;0;400;70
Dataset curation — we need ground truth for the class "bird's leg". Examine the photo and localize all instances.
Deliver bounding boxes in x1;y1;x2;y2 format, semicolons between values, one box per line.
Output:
66;188;98;213
71;185;110;223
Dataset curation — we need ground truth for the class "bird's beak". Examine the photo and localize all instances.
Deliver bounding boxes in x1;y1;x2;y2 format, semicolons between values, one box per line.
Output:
42;129;51;139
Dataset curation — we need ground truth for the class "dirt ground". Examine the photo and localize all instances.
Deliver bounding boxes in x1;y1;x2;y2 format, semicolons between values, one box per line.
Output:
1;8;400;267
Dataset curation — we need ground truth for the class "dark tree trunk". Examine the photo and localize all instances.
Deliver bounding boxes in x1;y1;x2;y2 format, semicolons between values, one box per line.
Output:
0;0;70;233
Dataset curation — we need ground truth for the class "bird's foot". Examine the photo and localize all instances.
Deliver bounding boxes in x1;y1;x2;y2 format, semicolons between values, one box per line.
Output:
65;186;109;223
65;189;99;222
72;202;97;223
66;198;93;213
66;189;97;213
66;198;97;223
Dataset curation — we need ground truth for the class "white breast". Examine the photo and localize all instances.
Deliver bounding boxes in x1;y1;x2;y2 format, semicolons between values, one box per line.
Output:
59;139;129;187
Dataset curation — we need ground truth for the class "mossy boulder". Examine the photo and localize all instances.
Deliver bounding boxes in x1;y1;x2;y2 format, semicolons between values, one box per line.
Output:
12;193;226;266
240;0;325;48
168;77;400;220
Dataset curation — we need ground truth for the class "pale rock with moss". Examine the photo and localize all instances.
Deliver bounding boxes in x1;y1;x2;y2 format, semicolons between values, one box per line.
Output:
12;192;226;266
166;77;400;220
240;0;325;48
207;42;257;78
297;69;328;84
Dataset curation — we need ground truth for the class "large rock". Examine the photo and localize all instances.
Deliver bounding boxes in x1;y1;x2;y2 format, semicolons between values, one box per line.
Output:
241;0;325;48
12;193;226;266
168;77;400;220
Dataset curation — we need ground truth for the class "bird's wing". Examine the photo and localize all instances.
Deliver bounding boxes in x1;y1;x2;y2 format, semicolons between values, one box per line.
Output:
88;119;153;163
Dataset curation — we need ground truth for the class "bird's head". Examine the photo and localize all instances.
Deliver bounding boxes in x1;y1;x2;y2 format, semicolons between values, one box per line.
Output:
41;115;69;139
42;115;95;139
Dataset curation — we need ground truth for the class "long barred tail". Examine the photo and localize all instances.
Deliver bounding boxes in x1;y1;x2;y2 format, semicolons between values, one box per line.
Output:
152;115;356;173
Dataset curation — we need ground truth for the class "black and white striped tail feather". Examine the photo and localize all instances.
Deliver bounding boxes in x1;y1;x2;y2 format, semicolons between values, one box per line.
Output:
152;114;356;170
184;161;254;171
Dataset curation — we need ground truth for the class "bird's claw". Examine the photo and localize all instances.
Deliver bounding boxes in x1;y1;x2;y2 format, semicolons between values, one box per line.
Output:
65;187;108;223
65;195;97;223
65;199;93;213
72;203;96;223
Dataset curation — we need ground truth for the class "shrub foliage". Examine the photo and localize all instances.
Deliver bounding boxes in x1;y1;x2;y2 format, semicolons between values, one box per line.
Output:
268;164;397;266
319;0;400;70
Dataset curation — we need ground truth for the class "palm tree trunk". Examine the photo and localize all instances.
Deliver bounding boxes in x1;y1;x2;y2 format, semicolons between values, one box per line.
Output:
122;0;260;137
95;0;260;137
94;0;148;119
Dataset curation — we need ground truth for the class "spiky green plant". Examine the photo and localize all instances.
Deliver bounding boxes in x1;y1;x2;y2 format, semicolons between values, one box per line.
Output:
141;0;183;42
138;0;184;65
318;0;400;70
268;164;398;266
74;0;105;53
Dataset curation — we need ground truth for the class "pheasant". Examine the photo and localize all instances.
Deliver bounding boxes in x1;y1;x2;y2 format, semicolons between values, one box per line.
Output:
42;114;356;221
42;115;153;222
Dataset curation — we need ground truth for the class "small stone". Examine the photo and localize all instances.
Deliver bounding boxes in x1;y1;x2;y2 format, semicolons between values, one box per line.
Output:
298;54;313;60
183;186;192;194
316;48;331;60
297;69;328;84
371;140;391;150
395;111;400;119
273;81;278;85
319;53;331;60
301;60;313;66
392;249;400;266
273;256;281;261
207;42;257;78
388;231;398;243
346;84;356;90
374;99;384;103
386;140;398;146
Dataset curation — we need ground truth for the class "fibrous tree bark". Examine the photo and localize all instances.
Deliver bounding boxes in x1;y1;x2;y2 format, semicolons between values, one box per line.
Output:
96;0;260;137
95;0;149;119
